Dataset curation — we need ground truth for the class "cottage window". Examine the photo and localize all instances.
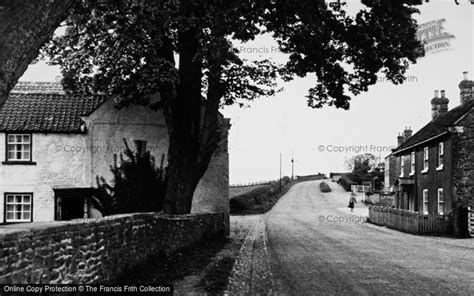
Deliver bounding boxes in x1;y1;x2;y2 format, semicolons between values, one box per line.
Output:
422;189;429;215
410;152;415;175
437;188;444;215
399;156;405;177
422;147;429;172
437;142;444;170
5;193;32;222
6;134;32;162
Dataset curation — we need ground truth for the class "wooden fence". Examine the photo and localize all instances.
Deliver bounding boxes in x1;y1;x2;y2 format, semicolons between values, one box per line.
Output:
469;207;474;235
368;206;452;236
230;180;275;188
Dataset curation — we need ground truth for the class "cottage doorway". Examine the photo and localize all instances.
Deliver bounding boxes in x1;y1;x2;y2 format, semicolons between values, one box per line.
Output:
53;188;93;221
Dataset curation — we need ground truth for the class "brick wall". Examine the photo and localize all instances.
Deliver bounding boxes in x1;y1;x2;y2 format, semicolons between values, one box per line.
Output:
0;212;224;284
384;154;398;189
452;109;474;237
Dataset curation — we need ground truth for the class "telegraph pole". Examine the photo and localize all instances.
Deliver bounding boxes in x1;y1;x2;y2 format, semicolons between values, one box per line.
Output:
279;153;282;191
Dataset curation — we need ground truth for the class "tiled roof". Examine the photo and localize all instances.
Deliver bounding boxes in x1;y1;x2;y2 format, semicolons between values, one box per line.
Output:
393;101;474;154
0;82;105;133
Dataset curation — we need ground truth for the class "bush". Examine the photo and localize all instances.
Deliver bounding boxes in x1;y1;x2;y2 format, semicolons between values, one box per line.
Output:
319;181;331;193
281;176;291;185
96;139;167;215
339;174;354;191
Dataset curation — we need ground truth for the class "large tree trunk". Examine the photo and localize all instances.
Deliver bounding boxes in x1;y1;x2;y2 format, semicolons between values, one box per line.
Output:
162;26;206;214
0;0;73;104
161;23;225;214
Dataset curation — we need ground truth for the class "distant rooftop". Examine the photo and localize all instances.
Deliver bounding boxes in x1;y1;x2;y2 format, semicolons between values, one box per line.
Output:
11;81;65;94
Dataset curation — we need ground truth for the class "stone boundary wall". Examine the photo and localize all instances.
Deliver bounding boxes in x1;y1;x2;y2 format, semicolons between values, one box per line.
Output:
0;212;225;284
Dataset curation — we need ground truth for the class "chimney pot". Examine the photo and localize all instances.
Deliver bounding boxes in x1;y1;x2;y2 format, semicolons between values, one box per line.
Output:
434;90;440;98
463;71;469;80
440;90;445;98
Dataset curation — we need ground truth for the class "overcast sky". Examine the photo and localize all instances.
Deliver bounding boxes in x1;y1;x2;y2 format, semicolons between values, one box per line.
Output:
20;0;474;184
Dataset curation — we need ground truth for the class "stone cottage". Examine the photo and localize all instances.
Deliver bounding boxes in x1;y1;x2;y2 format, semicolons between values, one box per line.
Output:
0;82;230;230
389;72;474;236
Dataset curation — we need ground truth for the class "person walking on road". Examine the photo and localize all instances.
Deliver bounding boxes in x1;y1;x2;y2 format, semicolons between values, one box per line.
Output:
349;192;357;212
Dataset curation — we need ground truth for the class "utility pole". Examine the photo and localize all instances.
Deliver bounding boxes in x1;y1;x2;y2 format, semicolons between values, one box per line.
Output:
279;153;282;191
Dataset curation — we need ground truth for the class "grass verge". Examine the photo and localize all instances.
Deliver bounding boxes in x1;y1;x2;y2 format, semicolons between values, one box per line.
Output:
230;179;304;215
115;220;250;294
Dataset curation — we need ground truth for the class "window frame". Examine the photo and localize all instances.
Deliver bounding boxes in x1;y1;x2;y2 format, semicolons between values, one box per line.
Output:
422;189;429;215
437;188;444;215
3;133;36;165
437;142;444;170
410;152;415;176
422;147;429;173
4;193;33;223
399;155;405;177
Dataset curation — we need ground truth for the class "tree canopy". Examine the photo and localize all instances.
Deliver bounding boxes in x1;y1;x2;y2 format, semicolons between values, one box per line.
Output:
41;0;424;214
44;0;424;109
346;153;384;184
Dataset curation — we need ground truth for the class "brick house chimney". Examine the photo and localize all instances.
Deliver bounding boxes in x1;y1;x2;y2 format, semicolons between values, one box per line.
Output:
397;133;404;146
459;71;474;104
431;90;449;120
403;127;413;142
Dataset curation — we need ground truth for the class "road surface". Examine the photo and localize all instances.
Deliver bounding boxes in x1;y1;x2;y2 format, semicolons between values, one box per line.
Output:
265;180;474;295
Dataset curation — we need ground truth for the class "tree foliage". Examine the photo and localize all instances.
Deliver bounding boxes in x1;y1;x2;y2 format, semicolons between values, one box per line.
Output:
43;0;424;109
42;0;424;214
346;153;383;184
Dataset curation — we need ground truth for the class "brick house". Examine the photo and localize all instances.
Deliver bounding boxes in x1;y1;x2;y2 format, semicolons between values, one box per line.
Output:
0;82;230;228
390;72;474;237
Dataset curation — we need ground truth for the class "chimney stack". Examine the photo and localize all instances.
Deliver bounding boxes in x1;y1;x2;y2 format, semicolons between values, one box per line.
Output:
459;71;474;104
431;89;449;120
397;133;404;146
403;127;413;142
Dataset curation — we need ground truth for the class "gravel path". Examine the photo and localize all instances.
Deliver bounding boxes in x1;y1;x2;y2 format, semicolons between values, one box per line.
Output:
265;180;474;295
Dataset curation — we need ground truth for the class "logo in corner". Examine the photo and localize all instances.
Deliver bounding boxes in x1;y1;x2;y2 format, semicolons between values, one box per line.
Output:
416;19;455;55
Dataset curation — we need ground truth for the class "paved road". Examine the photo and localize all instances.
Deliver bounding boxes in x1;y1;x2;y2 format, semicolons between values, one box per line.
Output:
265;180;474;295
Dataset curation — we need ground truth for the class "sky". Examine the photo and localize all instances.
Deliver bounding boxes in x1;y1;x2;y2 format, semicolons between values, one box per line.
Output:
19;0;474;185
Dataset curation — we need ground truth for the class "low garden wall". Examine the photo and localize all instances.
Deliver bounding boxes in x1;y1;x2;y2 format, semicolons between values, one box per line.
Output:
0;212;225;284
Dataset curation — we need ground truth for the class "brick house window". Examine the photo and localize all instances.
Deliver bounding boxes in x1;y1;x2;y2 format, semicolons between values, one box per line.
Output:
437;142;444;170
422;147;429;172
410;152;415;175
422;189;429;215
437;188;444;215
5;193;32;222
400;156;405;177
6;134;32;162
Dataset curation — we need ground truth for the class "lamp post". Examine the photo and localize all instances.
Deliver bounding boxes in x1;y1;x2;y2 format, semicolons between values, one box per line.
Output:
291;152;294;180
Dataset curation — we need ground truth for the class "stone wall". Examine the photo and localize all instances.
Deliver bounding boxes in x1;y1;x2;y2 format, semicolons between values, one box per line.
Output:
0;212;225;284
452;109;474;237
